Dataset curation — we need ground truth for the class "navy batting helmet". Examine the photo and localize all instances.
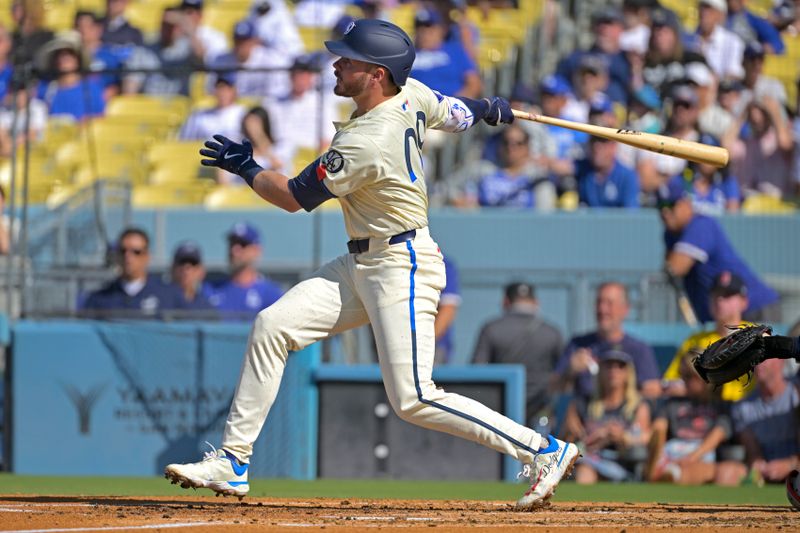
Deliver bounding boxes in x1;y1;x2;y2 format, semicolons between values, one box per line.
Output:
324;18;415;86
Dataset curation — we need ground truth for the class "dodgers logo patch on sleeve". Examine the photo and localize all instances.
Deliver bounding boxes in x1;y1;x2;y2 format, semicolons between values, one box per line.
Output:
321;149;344;174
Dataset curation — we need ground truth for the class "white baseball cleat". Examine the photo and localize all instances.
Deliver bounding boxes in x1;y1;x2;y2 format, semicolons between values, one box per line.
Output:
515;434;580;511
164;443;249;500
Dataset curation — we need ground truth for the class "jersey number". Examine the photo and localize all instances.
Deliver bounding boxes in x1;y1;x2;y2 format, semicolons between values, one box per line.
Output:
404;111;426;182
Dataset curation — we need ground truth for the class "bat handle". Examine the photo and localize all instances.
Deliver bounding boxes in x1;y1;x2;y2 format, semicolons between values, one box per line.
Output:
512;109;539;122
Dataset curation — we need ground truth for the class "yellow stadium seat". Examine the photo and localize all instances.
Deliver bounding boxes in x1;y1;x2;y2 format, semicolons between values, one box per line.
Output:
149;166;201;185
558;190;579;211
741;194;796;214
106;94;191;127
299;26;327;52
124;3;164;36
74;157;146;184
45;183;82;208
660;0;697;30
204;184;271;209
43;3;75;32
293;147;319;171
391;3;415;36
132;184;208;208
146;141;205;168
55;138;147;175
87;117;170;142
76;0;106;13
41;118;80;147
203;5;249;44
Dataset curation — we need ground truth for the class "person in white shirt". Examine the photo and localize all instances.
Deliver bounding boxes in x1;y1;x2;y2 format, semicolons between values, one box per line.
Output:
178;0;229;64
264;54;337;156
249;0;303;58
209;20;290;99
695;0;745;80
181;72;246;184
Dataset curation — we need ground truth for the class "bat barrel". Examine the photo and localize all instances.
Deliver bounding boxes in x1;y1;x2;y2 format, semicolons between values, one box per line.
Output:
511;110;730;168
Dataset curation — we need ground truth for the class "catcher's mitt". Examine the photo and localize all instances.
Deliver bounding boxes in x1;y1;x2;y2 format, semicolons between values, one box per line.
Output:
693;324;772;386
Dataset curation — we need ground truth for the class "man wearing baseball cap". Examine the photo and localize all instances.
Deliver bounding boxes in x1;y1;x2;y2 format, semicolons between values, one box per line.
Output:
659;181;779;324
170;240;215;313
695;0;745;79
205;222;284;321
662;271;756;401
178;0;227;63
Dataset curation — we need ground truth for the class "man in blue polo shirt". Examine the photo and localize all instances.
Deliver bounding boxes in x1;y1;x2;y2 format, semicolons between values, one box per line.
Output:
82;227;186;317
658;179;780;323
409;6;481;98
206;222;284;321
576;135;640;208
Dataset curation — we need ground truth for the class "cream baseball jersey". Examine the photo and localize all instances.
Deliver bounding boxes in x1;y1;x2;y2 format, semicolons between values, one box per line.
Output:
313;78;475;239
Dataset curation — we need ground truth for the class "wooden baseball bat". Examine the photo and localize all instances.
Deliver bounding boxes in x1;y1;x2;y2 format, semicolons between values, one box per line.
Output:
511;109;729;168
665;269;700;328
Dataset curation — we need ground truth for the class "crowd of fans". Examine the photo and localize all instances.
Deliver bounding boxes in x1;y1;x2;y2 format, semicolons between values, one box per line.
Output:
0;0;798;207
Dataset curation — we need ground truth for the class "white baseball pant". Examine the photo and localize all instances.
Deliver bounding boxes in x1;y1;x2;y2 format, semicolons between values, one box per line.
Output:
221;227;544;464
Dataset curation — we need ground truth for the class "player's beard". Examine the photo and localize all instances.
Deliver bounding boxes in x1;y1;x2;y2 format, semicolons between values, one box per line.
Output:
334;73;371;98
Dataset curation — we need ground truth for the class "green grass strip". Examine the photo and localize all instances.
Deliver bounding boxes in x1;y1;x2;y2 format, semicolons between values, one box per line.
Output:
0;474;787;506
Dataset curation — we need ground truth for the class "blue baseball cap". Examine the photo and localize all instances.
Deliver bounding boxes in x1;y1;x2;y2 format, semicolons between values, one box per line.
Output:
657;176;691;207
215;71;237;86
233;19;256;40
227;222;261;245
509;82;536;104
173;240;203;264
540;74;570;96
414;6;443;26
589;92;613;115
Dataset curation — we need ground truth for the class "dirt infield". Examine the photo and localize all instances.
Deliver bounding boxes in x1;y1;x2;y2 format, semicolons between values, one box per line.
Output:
0;495;797;532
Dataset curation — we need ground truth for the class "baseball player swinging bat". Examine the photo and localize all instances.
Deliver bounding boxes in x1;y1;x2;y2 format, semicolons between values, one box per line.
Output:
511;110;730;168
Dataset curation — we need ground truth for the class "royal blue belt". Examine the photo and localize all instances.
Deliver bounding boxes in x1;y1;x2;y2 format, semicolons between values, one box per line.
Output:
347;229;417;254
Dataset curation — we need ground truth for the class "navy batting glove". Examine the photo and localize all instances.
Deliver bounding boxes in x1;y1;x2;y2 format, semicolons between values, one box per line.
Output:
484;97;514;126
200;134;263;186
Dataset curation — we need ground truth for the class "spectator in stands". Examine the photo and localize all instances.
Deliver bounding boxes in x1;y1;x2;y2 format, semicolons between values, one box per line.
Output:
0;80;47;157
458;124;556;209
122;7;198;96
180;72;245;145
206;222;284;321
620;0;659;60
730;96;795;198
82;228;186;316
562;54;611;123
102;0;143;46
409;6;481;98
626;84;663;135
0;25;13;103
0;185;12;255
10;0;53;67
555;282;662;401
726;0;785;55
718;78;745;123
241;106;292;175
178;0;228;64
638;85;702;196
36;35;105;122
739;42;788;113
732;357;800;484
643;7;708;98
293;0;347;29
264;54;336;156
431;0;479;62
434;256;461;365
562;348;651;483
472;282;563;427
536;75;586;191
556;7;631;104
695;0;745;80
646;352;744;485
575;135;640;209
658;177;781;324
675;161;741;217
170;240;214;312
249;0;303;59
662;271;755;402
75;11;127;101
209;19;290;99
